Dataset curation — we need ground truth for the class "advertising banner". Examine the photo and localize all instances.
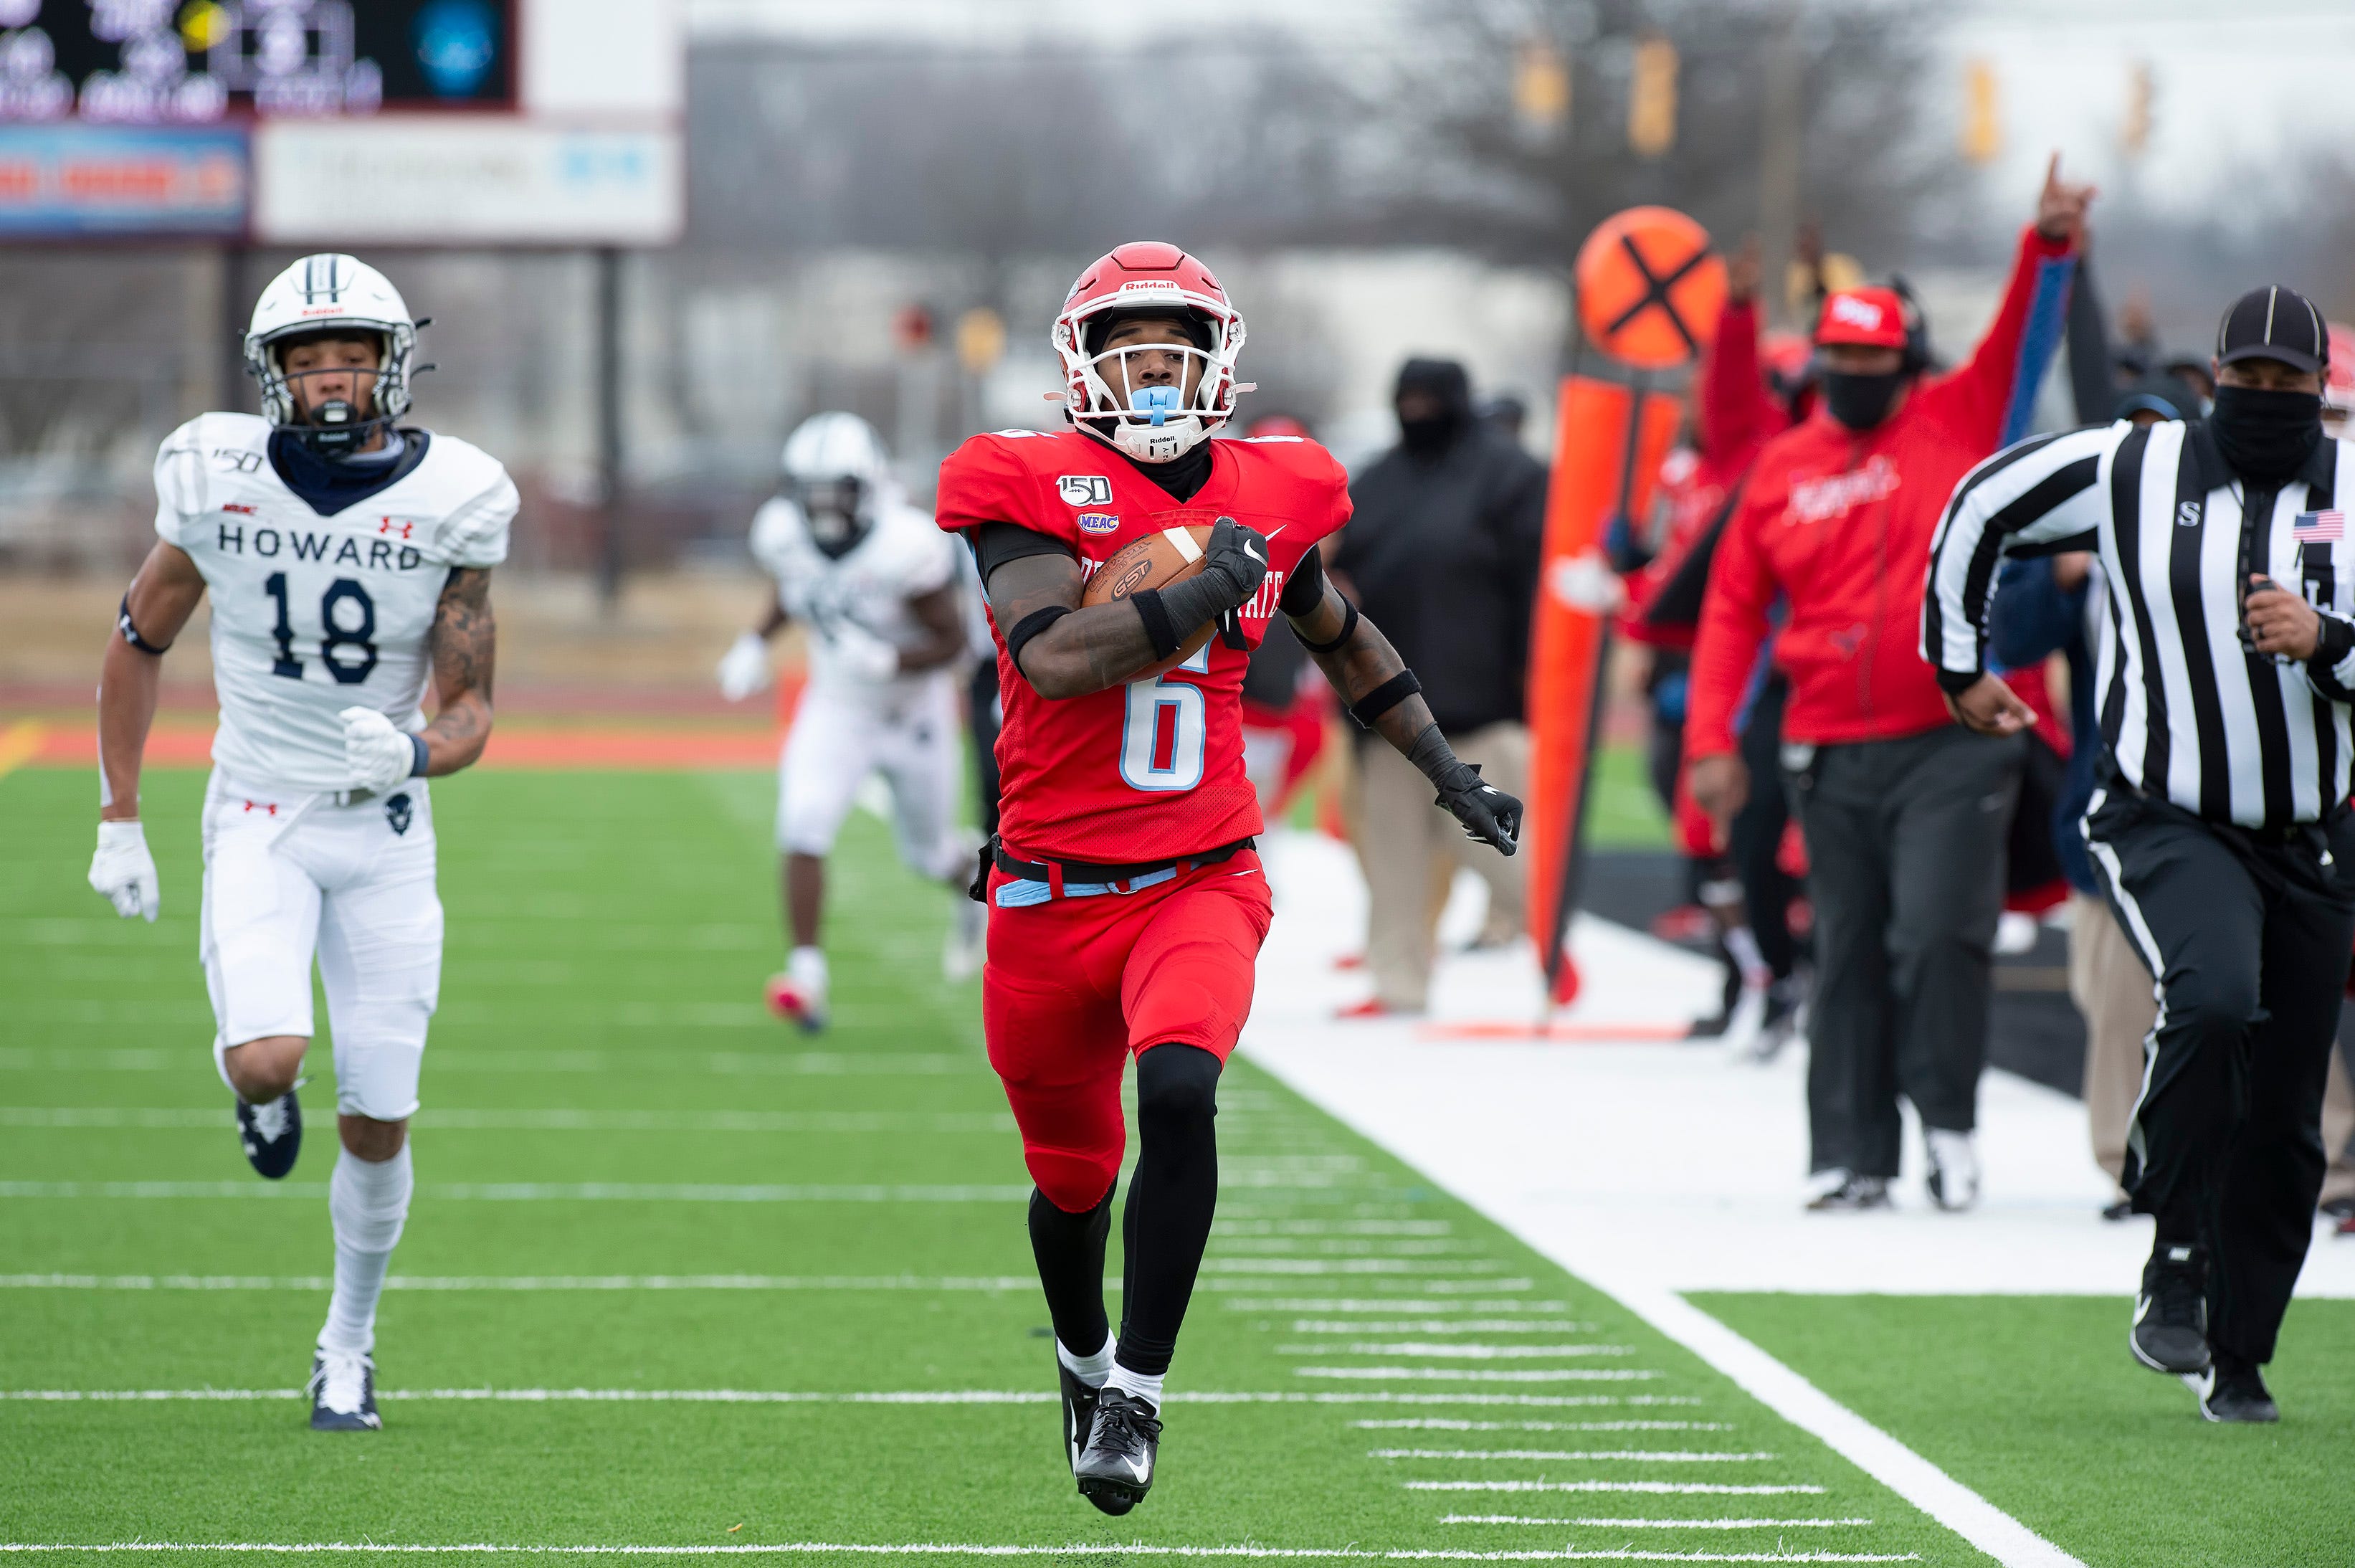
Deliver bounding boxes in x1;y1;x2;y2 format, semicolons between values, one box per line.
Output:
0;122;246;235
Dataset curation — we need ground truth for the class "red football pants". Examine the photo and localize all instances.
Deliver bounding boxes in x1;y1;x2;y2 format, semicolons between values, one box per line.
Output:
982;850;1273;1213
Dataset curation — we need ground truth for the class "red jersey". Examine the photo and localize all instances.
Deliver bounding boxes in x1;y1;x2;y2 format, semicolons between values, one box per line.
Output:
937;429;1351;862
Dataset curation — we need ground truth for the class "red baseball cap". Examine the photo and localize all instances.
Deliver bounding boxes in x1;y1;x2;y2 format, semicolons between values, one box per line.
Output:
1814;286;1909;350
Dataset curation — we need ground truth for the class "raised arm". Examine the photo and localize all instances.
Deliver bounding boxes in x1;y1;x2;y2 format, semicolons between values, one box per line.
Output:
419;566;497;774
1284;557;1521;855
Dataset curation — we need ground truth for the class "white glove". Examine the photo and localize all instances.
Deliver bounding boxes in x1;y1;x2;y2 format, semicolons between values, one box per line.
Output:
717;631;773;702
90;819;160;923
341;706;419;794
829;625;901;685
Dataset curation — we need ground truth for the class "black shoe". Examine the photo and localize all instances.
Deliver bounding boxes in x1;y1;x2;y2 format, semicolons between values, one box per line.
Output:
2320;1195;2355;1222
235;1091;302;1179
1073;1388;1161;1516
307;1349;381;1431
1806;1173;1890;1212
2186;1356;2278;1423
1056;1360;1102;1476
2131;1241;2211;1376
2101;1197;2134;1222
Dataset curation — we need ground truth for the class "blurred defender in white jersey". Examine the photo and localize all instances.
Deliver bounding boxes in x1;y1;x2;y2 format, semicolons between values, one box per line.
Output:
89;254;515;1432
715;412;983;1028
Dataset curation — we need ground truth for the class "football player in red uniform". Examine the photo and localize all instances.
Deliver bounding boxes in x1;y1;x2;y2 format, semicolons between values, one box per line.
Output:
936;242;1521;1515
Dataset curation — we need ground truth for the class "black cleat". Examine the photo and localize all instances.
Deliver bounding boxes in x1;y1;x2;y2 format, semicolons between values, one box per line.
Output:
2131;1241;2211;1376
2185;1357;2278;1423
1073;1388;1161;1516
307;1349;381;1431
1751;979;1804;1063
235;1091;302;1179
1056;1361;1102;1476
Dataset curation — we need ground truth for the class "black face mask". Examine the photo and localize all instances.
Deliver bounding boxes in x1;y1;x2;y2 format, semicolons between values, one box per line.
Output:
1821;369;1908;431
2209;384;2323;483
1399;412;1464;456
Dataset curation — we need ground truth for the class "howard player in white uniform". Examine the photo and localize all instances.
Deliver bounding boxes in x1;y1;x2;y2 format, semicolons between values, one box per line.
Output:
88;255;514;1431
715;412;983;1027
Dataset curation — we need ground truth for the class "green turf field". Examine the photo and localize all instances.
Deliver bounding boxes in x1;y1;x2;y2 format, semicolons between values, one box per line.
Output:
0;764;2343;1567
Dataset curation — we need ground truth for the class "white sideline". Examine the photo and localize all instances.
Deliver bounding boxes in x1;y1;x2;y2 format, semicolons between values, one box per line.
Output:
0;1275;1042;1293
1242;834;2090;1568
1437;1523;1873;1533
0;1547;1919;1563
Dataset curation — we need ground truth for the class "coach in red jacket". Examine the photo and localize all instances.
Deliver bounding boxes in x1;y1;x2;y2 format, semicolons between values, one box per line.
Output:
1685;159;2091;1213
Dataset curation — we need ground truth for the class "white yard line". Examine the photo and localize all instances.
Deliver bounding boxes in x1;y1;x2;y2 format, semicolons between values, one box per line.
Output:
1438;1521;1873;1533
1356;1422;1731;1432
0;1050;981;1077
0;1389;1698;1407
1280;1345;1633;1359
1371;1451;1776;1464
1244;833;2095;1568
1291;1323;1597;1335
1404;1483;1827;1497
1295;1369;1660;1382
1228;1301;1571;1315
0;1546;1921;1563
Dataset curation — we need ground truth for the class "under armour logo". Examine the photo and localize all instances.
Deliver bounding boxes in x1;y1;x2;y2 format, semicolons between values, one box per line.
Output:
378;518;414;539
242;799;278;817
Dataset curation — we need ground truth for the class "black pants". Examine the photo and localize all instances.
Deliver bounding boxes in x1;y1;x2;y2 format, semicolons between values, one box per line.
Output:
1785;725;2022;1176
2085;787;2355;1365
1731;673;1799;982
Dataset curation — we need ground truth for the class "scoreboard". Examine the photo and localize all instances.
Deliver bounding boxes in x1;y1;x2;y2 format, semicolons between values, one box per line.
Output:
0;0;516;122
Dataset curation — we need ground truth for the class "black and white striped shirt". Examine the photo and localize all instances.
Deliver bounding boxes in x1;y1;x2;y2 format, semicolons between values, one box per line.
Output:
1923;419;2355;828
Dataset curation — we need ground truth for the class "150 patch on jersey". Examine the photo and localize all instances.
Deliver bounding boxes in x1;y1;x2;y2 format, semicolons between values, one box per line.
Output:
1057;475;1113;507
1076;512;1120;534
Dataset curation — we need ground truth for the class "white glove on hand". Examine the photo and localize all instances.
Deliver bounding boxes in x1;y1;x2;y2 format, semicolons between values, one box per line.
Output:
90;819;160;922
341;706;418;795
717;631;773;702
829;625;901;685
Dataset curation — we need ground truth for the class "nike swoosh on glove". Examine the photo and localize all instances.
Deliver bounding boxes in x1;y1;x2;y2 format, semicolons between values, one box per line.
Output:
90;819;161;922
341;706;418;794
1434;763;1523;856
1197;516;1270;612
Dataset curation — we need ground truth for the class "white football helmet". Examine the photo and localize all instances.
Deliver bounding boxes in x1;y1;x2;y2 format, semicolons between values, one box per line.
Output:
781;412;891;556
244;253;418;453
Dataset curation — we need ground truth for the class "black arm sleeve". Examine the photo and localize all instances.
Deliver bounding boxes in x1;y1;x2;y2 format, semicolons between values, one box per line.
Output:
2065;250;2116;426
1278;544;1327;617
969;521;1076;594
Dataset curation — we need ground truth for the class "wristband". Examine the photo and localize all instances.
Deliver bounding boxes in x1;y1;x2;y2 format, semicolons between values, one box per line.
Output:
1130;589;1182;661
1296;595;1359;654
117;594;171;655
1005;605;1071;672
1348;669;1422;729
408;733;431;777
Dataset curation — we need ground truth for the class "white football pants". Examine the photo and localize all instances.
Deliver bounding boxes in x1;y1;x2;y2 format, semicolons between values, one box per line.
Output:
776;675;968;884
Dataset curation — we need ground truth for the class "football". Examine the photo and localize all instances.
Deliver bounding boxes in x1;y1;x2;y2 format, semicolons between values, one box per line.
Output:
1080;523;1216;678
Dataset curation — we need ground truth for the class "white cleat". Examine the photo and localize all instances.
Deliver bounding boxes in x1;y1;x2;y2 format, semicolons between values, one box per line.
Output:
1925;1127;1981;1212
308;1348;381;1431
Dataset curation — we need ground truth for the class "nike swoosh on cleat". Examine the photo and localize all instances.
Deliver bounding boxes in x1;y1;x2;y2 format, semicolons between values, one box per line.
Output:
1122;1455;1152;1482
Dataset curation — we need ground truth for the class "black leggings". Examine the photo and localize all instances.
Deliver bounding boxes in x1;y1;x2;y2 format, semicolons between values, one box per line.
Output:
1026;1042;1221;1377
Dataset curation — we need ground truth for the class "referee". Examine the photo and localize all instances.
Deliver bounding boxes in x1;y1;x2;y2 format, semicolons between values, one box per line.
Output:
1922;286;2355;1425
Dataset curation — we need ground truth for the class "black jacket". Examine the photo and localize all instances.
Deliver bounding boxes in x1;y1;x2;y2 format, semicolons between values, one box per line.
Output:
1338;422;1548;734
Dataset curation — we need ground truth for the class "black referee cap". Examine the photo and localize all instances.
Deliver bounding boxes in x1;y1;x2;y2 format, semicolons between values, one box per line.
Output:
2215;285;2328;374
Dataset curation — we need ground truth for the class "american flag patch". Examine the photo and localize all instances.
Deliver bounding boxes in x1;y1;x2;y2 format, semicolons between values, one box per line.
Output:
2295;509;2345;540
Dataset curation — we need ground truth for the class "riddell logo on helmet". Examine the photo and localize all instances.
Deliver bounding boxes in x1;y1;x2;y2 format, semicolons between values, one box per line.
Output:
1827;295;1885;333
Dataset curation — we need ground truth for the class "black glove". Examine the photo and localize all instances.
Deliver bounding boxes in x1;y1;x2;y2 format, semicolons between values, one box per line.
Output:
1403;723;1521;855
1157;516;1270;635
1435;761;1523;855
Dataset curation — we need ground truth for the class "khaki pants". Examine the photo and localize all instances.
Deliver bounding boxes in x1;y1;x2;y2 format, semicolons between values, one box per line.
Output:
2073;889;2355;1202
1357;721;1528;1012
2068;890;2157;1191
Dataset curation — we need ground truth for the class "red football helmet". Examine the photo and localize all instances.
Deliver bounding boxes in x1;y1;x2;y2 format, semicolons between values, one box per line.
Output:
1052;241;1247;462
